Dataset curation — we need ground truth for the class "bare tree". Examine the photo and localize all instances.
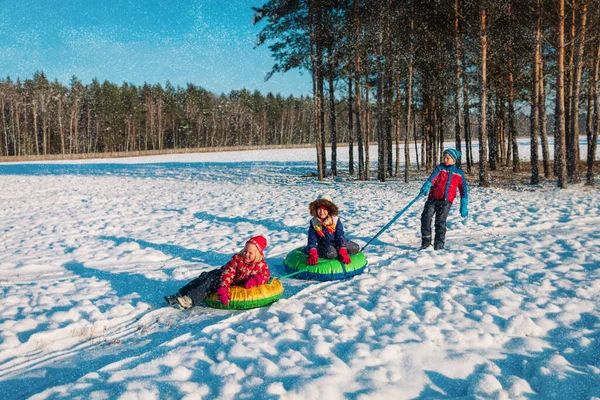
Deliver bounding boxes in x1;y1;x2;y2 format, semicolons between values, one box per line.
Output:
479;0;490;187
556;0;568;188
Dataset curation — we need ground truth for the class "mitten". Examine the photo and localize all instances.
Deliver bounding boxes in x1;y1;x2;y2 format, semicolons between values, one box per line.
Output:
245;275;267;289
338;247;351;264
460;198;469;218
419;181;432;197
216;286;230;306
307;248;319;265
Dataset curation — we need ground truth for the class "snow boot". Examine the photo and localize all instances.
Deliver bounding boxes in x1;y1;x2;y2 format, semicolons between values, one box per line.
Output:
165;294;179;306
165;294;193;309
420;237;432;250
176;295;193;309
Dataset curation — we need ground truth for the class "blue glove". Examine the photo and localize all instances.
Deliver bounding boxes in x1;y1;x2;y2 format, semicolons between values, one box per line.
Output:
460;198;468;218
419;181;432;197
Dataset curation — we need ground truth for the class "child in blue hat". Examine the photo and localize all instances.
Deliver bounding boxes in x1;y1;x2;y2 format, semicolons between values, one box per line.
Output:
418;148;469;250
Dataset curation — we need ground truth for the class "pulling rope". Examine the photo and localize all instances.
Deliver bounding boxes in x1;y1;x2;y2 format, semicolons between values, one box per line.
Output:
360;193;423;252
277;265;318;280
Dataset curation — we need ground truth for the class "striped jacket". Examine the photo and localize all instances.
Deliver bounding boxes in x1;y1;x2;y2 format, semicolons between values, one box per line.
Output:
425;164;468;203
219;254;270;289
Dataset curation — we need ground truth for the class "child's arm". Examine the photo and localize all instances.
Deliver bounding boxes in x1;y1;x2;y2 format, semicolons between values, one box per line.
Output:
307;222;318;249
219;254;240;288
334;219;347;249
458;169;469;200
255;261;270;282
459;169;469;218
420;165;443;195
245;261;271;288
335;221;352;263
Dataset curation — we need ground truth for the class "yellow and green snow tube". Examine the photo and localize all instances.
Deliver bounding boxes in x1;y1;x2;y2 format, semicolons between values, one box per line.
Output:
204;278;284;310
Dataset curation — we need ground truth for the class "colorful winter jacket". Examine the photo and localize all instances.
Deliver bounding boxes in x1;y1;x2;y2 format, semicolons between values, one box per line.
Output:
425;164;468;203
307;215;348;250
219;254;270;289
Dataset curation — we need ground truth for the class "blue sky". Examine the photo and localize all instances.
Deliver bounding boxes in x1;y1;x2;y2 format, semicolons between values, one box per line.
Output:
0;0;311;96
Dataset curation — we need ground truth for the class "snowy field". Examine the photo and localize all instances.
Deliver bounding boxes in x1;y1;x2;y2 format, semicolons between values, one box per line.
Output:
1;140;599;399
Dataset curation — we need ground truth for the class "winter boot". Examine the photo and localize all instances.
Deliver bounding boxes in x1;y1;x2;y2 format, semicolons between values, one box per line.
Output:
165;294;179;306
433;241;445;251
176;295;193;309
420;237;432;250
165;294;193;309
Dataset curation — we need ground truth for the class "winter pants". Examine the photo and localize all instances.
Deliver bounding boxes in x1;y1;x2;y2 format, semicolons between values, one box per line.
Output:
420;198;452;249
305;239;361;259
178;268;222;306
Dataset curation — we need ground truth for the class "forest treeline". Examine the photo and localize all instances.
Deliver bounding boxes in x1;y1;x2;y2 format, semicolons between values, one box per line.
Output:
2;0;599;188
0;75;318;156
254;0;600;187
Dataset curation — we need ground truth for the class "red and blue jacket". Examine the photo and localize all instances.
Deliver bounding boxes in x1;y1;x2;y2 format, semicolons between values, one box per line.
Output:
425;164;468;204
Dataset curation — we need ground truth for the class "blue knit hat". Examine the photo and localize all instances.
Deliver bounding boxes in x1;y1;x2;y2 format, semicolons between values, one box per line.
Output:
443;148;461;162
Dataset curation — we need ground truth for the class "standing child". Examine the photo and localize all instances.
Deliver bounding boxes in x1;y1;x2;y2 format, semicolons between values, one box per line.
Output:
305;195;360;265
419;149;468;250
165;236;270;309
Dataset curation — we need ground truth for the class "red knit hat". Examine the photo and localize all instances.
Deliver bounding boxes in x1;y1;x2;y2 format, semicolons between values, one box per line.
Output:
247;235;267;255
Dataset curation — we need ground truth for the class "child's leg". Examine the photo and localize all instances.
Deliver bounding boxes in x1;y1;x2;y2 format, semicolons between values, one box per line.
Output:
178;268;222;305
433;201;452;249
420;199;436;247
345;240;360;255
319;245;339;259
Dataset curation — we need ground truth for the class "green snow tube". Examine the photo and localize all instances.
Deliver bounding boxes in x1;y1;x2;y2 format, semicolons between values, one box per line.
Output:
284;247;368;281
204;278;284;310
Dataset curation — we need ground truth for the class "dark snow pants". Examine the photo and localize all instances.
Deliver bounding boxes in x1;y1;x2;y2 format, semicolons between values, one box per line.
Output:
304;239;361;259
178;268;222;306
420;198;452;250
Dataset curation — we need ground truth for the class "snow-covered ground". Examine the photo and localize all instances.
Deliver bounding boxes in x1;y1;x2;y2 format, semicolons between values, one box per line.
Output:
1;140;599;399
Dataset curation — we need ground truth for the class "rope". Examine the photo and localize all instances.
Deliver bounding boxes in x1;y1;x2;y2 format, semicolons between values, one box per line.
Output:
360;193;423;252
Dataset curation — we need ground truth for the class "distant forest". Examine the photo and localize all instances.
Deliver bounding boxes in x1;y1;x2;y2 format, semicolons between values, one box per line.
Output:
1;0;599;188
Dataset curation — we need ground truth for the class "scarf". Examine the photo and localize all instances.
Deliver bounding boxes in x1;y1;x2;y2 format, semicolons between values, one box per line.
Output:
311;215;338;237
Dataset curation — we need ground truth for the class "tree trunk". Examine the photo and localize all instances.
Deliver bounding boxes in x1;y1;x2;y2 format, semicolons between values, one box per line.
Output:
454;0;463;166
15;102;21;155
1;96;7;156
310;3;324;181
328;52;337;177
531;0;541;184
489;97;498;171
568;0;588;182
556;0;568;188
59;97;67;154
586;33;600;185
348;76;355;175
318;45;327;178
565;0;576;174
365;72;371;180
376;25;386;182
479;2;490;187
353;0;365;180
32;103;39;155
508;3;519;173
405;4;414;182
539;45;551;179
86;107;92;153
460;3;473;173
414;115;419;170
395;70;401;177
